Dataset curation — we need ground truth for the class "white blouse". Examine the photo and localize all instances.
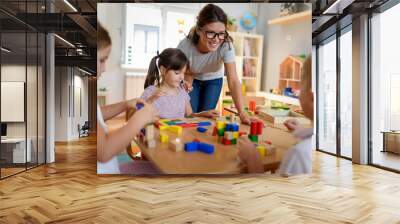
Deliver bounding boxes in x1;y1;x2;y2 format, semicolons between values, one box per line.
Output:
97;105;120;174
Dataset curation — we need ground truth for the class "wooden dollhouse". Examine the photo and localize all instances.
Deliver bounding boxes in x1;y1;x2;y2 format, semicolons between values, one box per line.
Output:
279;55;305;94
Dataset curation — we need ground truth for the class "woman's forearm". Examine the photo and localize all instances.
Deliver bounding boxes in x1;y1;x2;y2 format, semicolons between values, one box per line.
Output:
228;78;245;115
101;101;128;121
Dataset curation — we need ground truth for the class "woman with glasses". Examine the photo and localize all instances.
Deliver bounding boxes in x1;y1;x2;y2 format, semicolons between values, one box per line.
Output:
177;4;251;124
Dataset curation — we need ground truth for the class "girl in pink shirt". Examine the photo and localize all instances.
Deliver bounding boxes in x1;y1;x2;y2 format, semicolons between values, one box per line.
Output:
141;48;218;119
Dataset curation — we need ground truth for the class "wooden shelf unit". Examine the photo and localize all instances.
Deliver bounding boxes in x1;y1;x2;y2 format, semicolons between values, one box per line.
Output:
221;32;264;101
268;11;311;26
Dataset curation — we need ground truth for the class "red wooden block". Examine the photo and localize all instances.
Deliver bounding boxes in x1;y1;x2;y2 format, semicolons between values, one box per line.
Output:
212;127;218;136
257;121;263;135
250;121;258;135
179;123;198;128
249;100;256;112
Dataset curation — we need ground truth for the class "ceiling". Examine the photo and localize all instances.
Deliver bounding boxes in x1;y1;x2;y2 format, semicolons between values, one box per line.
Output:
0;0;97;74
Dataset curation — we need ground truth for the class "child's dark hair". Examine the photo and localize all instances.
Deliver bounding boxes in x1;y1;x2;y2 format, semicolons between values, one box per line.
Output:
144;48;189;88
187;4;233;47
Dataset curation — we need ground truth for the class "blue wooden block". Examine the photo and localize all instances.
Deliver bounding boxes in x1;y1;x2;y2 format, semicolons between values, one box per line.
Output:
232;124;239;132
197;127;207;133
184;142;198;152
197;142;214;154
136;102;144;110
198;121;212;127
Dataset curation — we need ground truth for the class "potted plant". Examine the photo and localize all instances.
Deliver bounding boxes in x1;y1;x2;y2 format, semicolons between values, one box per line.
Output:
227;16;237;32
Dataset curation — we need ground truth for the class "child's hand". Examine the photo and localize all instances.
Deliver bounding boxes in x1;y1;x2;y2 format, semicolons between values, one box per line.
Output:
126;98;146;110
284;118;300;132
237;137;264;173
196;110;220;118
133;102;160;125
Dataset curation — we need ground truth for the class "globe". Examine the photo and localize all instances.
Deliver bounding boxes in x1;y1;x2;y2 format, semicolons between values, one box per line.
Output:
240;12;257;31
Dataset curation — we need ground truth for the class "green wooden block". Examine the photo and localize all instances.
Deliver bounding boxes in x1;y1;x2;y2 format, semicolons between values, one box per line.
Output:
231;139;237;145
218;129;225;136
248;134;258;143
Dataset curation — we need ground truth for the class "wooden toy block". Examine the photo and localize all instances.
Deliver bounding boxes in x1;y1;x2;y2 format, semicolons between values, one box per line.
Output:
198;121;212;126
136;102;144;110
159;125;169;131
249;100;256;112
231;139;237;145
224;131;233;140
197;142;214;154
217;128;225;137
216;116;225;122
233;132;239;139
239;131;247;137
256;145;266;157
216;121;225;130
169;138;183;152
179;123;198;128
248;134;258;143
212;127;218;136
169;125;183;136
197;127;207;133
145;125;154;141
185;142;198;152
147;139;156;148
266;144;277;155
160;133;169;143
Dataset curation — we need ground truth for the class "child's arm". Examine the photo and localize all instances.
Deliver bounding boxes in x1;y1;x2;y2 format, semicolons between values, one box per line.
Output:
237;137;265;173
97;102;159;163
101;98;141;121
184;102;219;118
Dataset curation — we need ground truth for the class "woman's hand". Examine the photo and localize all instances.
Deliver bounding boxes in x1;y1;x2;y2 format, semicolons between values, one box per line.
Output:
195;110;220;118
182;80;193;93
238;111;251;125
283;118;300;132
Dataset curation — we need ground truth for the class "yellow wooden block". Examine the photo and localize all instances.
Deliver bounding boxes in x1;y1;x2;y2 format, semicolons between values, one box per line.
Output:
256;145;266;157
160;133;169;143
233;132;239;139
159;125;169;131
169;125;182;136
216;121;225;130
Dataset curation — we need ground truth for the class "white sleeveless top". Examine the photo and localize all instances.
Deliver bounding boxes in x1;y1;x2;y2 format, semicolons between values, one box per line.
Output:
97;105;120;174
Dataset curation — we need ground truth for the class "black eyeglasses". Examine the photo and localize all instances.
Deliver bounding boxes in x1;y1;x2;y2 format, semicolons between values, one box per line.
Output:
201;29;227;40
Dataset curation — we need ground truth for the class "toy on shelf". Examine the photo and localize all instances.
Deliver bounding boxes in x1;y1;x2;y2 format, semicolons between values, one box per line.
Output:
212;116;240;145
248;120;263;143
184;141;215;154
279;55;305;97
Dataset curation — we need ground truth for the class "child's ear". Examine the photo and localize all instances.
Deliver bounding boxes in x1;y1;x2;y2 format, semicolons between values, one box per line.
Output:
159;65;166;75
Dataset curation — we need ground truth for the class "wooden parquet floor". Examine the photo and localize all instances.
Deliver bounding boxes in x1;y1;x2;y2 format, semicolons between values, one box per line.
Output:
0;135;399;224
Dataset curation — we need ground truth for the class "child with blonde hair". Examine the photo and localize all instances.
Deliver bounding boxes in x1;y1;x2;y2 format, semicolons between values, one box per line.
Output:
238;55;313;176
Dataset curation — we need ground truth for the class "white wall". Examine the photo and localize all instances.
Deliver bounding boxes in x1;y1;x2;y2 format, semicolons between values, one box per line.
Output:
97;4;125;105
98;3;311;102
54;67;89;141
257;3;312;92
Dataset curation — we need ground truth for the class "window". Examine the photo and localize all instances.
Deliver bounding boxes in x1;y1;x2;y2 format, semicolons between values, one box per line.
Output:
339;28;352;158
317;37;337;155
370;3;400;171
131;25;159;68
